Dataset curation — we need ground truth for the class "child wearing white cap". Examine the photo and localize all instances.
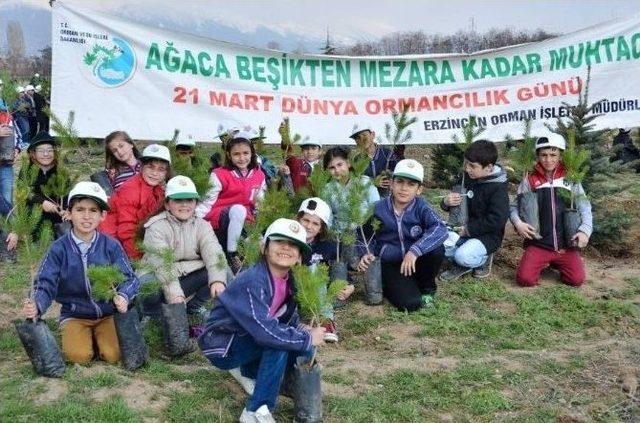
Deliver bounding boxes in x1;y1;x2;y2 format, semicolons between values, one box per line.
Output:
357;159;447;311
139;176;227;339
199;218;325;423
281;133;323;194
22;181;140;365
100;144;171;259
350;123;398;194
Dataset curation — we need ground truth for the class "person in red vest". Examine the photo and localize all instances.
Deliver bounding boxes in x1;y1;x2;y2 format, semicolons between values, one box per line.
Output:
196;132;266;275
281;137;323;194
100;144;171;259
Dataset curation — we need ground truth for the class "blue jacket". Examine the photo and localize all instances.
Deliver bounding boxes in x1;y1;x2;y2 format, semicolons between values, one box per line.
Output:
199;260;312;358
363;146;398;180
362;196;448;263
33;232;140;322
305;239;337;267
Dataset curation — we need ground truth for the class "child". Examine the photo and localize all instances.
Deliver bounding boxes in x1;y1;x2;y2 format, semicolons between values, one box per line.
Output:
439;140;510;281
23;132;69;237
297;197;353;342
196;131;266;274
358;159;447;312
175;137;196;158
140;175;227;337
198;218;325;423
282;138;323;194
100;144;171;259
350;123;398;194
322;146;380;266
22;181;140;364
104;131;141;190
0;99;21;207
510;134;592;287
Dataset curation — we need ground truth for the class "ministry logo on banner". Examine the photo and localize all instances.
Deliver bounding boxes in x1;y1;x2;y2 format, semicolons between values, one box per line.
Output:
80;37;136;88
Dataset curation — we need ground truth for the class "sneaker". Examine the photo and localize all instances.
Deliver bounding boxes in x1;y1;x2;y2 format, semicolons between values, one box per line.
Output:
322;320;339;343
421;294;435;308
229;367;255;395
473;254;494;279
227;252;244;275
438;264;472;282
239;405;275;423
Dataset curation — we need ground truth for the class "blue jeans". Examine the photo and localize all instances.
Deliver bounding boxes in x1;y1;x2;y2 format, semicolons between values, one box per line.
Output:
206;333;312;412
445;238;488;269
0;164;13;208
14;116;30;146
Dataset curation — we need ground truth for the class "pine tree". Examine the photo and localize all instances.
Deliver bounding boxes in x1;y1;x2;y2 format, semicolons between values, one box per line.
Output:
87;264;125;302
510;118;537;182
562;130;589;210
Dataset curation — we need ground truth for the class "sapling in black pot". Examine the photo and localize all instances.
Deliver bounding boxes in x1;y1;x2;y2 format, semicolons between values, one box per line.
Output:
376;107;417;196
511;119;542;239
292;264;346;423
560;130;589;247
87;264;149;371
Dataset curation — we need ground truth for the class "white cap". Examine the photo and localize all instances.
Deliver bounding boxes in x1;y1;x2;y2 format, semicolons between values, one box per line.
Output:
298;197;332;228
233;130;255;141
299;139;322;148
535;133;566;151
175;136;196;147
393;159;424;183
25;84;35;92
16;86;24;93
263;218;311;256
350;123;373;139
216;121;241;138
68;181;109;210
165;175;199;200
34;73;40;77
142;144;171;164
35;85;42;92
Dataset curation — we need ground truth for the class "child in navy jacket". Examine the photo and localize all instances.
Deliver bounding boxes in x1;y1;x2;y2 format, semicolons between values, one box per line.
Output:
199;218;325;423
358;159;447;312
22;182;140;365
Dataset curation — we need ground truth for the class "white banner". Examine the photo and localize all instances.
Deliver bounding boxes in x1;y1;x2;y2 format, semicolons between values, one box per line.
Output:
51;2;640;143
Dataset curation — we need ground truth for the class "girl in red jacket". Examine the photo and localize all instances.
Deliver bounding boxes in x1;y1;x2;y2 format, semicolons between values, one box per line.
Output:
100;144;171;259
196;131;266;275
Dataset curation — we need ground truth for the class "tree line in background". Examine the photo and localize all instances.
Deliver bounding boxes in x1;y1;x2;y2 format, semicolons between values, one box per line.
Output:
1;20;51;79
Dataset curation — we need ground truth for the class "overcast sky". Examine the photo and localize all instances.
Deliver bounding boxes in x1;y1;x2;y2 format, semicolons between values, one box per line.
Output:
3;0;640;53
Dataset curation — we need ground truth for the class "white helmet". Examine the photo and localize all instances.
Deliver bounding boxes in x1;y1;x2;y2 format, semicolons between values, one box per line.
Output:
393;159;424;183
349;123;373;139
263;218;311;256
535;133;566;151
142;144;171;164
165;175;199;200
25;84;35;92
68;181;109;210
298;197;332;228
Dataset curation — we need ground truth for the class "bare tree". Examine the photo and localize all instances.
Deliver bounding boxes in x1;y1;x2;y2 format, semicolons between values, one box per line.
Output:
7;21;26;59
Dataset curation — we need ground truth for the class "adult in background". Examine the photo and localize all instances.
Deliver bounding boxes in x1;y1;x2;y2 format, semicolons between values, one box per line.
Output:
350;123;398;195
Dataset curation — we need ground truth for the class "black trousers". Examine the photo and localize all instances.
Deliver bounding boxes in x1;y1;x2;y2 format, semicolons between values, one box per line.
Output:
381;245;445;312
140;267;210;318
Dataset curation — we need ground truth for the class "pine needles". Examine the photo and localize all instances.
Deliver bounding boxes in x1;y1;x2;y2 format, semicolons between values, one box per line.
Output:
87;264;125;302
292;263;346;327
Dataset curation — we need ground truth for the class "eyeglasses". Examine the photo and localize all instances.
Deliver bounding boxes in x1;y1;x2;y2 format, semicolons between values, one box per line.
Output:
34;148;55;155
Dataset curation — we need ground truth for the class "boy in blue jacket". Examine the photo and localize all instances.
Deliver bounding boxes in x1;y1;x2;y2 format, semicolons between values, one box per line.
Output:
22;181;140;365
358;159;447;312
199;218;326;423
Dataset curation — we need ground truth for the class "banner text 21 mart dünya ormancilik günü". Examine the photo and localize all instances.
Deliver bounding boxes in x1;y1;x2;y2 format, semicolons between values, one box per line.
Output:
51;2;640;143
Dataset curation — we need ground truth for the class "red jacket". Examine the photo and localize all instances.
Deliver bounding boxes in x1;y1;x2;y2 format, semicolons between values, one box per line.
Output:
100;174;164;259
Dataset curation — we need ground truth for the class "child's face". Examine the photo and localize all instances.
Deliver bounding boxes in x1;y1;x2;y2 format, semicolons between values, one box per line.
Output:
264;239;301;270
32;143;55;167
108;137;134;164
536;148;561;173
465;161;494;179
298;213;323;242
69;199;106;237
391;177;422;205
301;145;322;163
141;160;169;186
176;147;194;158
228;143;252;171
166;198;196;221
327;156;350;182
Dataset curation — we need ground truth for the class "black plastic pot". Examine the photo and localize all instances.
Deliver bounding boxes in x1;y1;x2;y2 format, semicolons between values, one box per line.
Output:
292;355;323;423
14;319;66;378
563;209;582;248
0;133;14;162
517;192;542;239
90;170;114;197
448;184;468;227
329;261;348;282
0;229;17;263
114;308;148;371
54;221;72;239
160;302;194;357
364;257;383;305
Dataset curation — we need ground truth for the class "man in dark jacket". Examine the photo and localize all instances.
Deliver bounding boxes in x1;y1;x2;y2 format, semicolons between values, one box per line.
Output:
439;140;510;281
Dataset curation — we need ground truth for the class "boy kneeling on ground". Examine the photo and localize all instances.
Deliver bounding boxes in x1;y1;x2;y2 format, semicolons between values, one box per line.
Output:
510;134;592;287
22;182;140;364
357;159;448;311
439;140;510;281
